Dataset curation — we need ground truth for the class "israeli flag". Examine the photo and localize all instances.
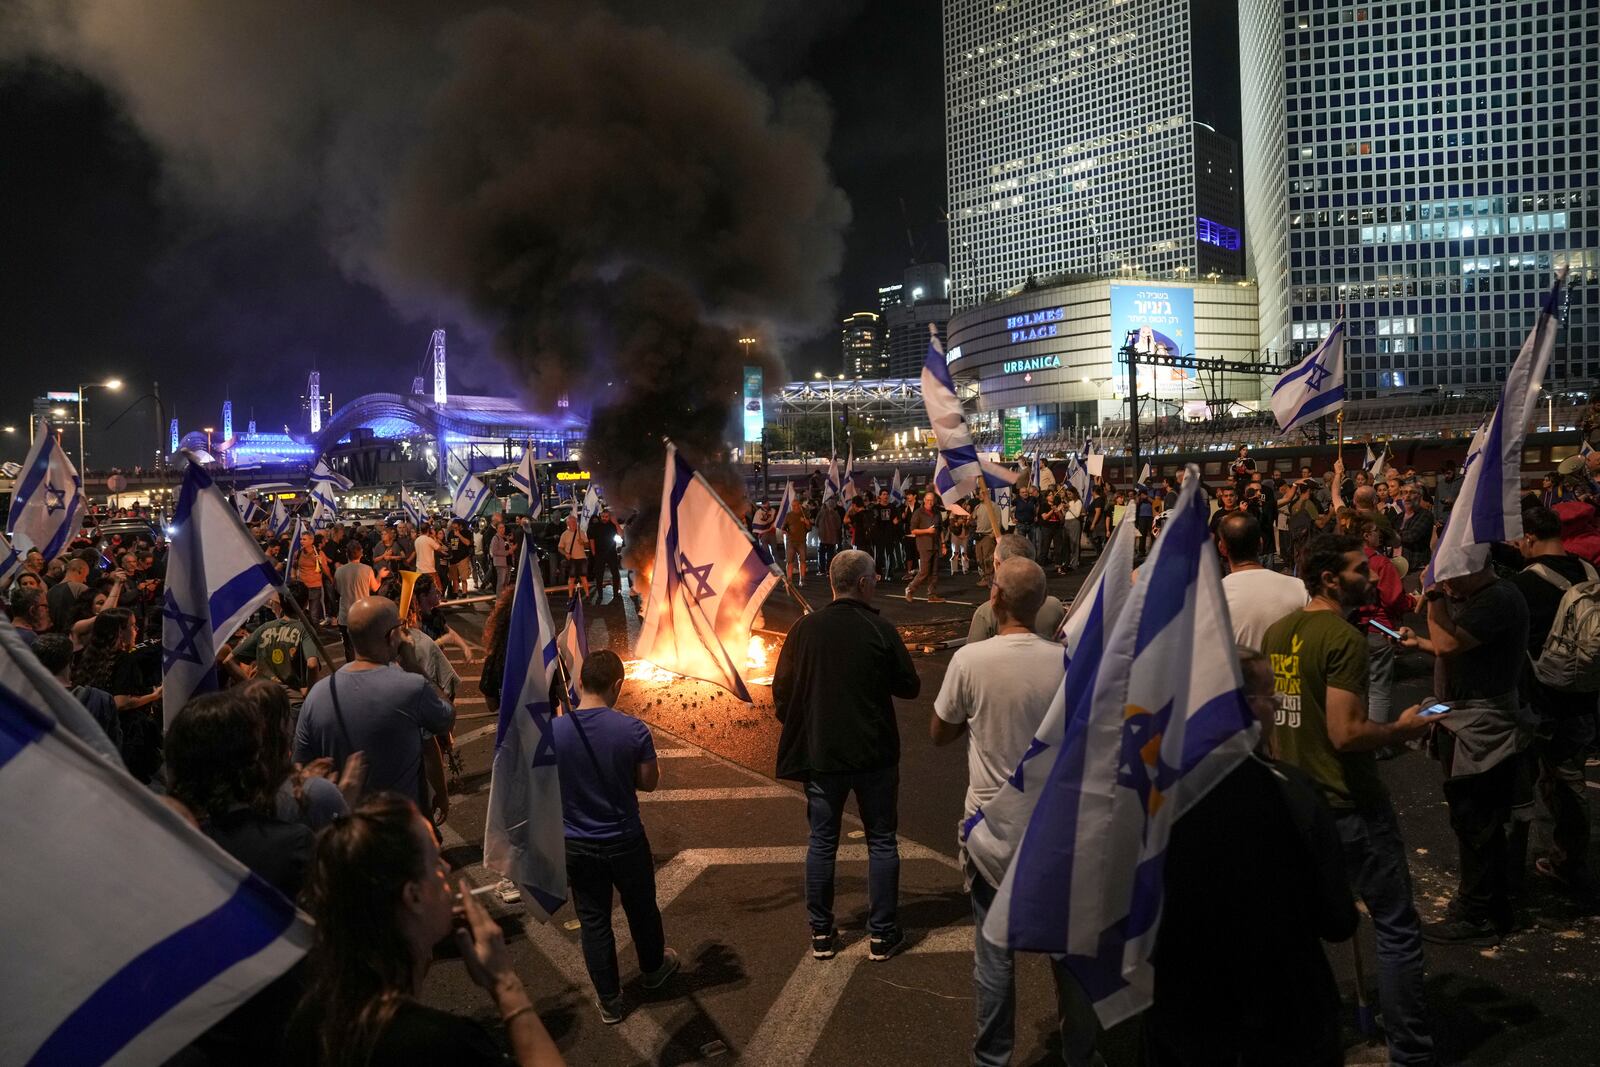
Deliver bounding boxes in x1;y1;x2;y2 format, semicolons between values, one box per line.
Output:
1067;453;1095;511
307;479;339;530
452;473;493;521
983;467;1257;1026
921;324;985;492
234;492;265;525
753;481;794;537
282;517;304;580
558;593;589;706
161;457;284;727
0;651;311;1066
839;446;857;502
310;458;354;492
1270;323;1346;434
400;487;425;528
1428;274;1565;584
933;447;1018;508
636;443;779;701
0;531;21;588
1135;463;1152;493
483;536;568;920
579;484;601;534
823;455;841;501
510;446;542;519
268;497;294;540
7;418;84;561
962;511;1136;889
889;468;906;505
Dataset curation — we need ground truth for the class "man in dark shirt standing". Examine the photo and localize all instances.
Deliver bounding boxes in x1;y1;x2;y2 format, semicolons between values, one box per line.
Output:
588;508;625;605
870;490;898;580
1508;506;1596;894
774;549;921;962
905;491;945;603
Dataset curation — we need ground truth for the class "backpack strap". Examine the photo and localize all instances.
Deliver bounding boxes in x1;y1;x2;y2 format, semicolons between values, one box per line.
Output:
1528;561;1574;592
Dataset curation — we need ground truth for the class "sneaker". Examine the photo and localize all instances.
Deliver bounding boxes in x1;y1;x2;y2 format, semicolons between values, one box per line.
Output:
867;929;905;961
811;930;839;960
1421;917;1498;946
643;947;680;989
598;994;626;1025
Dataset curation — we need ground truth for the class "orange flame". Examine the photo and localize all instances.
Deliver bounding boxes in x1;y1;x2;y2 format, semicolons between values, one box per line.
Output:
622;633;778;688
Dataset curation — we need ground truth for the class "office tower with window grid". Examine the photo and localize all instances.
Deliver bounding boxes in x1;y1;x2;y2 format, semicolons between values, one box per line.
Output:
1241;0;1598;398
944;0;1243;314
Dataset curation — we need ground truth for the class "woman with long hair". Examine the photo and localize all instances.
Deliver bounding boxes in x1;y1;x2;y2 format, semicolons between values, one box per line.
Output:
288;793;564;1066
240;678;363;831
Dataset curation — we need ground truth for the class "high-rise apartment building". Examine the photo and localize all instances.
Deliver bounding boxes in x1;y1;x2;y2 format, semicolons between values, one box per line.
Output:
943;0;1244;313
879;262;950;378
840;311;883;378
1241;0;1599;397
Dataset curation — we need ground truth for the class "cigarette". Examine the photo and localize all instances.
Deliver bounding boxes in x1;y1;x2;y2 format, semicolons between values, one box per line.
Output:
458;884;498;899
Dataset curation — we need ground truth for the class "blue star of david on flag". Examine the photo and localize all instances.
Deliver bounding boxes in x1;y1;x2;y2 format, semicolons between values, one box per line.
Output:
1270;321;1346;434
525;702;558;769
1303;356;1331;392
161;592;208;673
678;553;717;600
43;484;66;514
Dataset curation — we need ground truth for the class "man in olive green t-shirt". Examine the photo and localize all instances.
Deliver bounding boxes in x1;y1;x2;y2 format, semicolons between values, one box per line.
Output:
1260;534;1438;1067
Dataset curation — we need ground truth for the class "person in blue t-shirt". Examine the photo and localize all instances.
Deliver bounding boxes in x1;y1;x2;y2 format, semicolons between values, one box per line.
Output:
553;649;679;1024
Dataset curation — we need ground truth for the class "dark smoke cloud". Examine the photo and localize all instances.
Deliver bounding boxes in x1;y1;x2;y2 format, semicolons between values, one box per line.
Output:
6;0;852;510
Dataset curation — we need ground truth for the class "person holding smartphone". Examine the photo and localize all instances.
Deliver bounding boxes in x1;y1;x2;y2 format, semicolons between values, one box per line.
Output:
1353;517;1419;744
1260;534;1440;1067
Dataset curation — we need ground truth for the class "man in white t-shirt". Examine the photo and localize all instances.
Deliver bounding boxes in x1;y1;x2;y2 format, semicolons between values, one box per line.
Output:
930;556;1101;1067
413;524;443;580
1218;513;1308;649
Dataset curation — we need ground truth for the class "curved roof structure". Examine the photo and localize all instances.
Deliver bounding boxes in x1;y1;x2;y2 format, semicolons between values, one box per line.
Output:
310;392;586;456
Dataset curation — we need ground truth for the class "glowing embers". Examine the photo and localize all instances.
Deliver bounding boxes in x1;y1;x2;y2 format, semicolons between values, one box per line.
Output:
623;634;779;690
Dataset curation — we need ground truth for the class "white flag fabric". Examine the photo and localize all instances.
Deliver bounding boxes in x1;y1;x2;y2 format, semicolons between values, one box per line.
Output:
823;455;841;501
1270;323;1346;434
0;531;21;588
510;446;542;518
1067;453;1095;510
1362;444;1388;482
483;537;568;919
452;473;493;521
839;446;857;502
933;448;1019;508
162;458;283;726
635;444;778;701
0;615;122;765
753;481;794;537
1428;275;1565;584
1136;463;1152;491
921;325;987;494
961;512;1136;889
310;458;354;492
890;468;906;505
580;485;601;533
557;593;589;706
400;487;425;528
307;479;339;531
0;649;311;1065
234;492;265;525
6;418;84;562
983;468;1257;1026
268;497;294;539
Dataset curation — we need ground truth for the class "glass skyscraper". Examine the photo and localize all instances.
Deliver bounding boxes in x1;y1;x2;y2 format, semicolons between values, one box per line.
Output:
944;0;1243;315
1241;0;1599;398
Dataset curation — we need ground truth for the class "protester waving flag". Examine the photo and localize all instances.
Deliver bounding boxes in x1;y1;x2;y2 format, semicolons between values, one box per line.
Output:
983;468;1257;1026
7;418;84;561
1270;321;1346;434
636;443;779;701
921;323;992;494
753;480;794;537
310;457;354;492
961;510;1136;891
509;445;542;518
452;472;493;521
0;652;311;1066
483;537;568;920
558;593;589;706
162;457;283;726
1428;273;1566;584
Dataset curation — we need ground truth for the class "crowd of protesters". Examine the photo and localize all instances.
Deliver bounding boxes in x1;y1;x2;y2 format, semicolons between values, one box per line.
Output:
8;427;1600;1065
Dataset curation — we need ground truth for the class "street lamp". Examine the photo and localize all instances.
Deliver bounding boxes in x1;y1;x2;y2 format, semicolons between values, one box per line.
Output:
76;378;123;474
203;427;216;453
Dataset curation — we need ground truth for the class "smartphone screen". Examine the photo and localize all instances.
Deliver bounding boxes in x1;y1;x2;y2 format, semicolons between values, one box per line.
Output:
1369;619;1402;640
1418;701;1450;717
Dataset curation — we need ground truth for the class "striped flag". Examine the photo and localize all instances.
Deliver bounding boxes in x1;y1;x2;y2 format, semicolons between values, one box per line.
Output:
983;468;1257;1026
823;455;841;501
307;479;339;530
162;457;283;726
839;446;857;502
0;531;20;588
579;484;601;534
0;655;310;1066
310;457;354;492
510;445;542;519
452;473;493;521
1428;273;1565;584
483;536;568;920
7;418;84;562
1270;322;1346;434
921;324;986;494
1362;443;1388;481
635;443;779;701
268;497;294;540
889;468;906;505
234;492;265;525
558;594;589;706
961;510;1136;890
1067;453;1095;511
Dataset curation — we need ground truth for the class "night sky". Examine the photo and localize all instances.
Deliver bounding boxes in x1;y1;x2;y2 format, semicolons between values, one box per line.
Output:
0;1;1239;470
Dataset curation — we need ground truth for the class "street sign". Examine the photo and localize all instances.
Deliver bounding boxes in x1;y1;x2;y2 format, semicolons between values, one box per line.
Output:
1002;416;1023;459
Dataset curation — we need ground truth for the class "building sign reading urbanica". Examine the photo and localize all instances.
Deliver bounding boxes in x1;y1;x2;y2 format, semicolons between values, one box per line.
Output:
1002;355;1062;374
1006;306;1066;343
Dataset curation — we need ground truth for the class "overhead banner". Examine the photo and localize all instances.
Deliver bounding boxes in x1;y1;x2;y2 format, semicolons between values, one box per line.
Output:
1109;284;1195;396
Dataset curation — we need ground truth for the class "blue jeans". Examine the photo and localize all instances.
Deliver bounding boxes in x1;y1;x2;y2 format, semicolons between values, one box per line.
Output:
970;874;1103;1067
804;768;899;936
1335;805;1435;1066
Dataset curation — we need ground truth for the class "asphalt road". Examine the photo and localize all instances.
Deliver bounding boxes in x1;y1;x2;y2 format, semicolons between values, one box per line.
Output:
390;558;1600;1066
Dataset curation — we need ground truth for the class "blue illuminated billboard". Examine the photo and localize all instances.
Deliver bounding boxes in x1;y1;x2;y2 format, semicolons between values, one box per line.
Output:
1109;284;1194;389
742;365;764;445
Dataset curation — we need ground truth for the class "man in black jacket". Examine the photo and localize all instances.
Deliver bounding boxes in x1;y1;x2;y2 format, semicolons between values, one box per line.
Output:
773;548;921;962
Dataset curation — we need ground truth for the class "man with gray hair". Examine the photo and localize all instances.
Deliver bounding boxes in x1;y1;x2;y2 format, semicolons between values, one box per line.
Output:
931;557;1101;1066
966;534;1066;642
774;549;921;962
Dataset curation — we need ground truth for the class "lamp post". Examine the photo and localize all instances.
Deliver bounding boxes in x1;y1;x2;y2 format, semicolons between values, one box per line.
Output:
76;378;122;474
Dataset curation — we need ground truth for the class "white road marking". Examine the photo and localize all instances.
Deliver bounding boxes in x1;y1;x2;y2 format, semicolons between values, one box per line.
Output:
639;786;794;803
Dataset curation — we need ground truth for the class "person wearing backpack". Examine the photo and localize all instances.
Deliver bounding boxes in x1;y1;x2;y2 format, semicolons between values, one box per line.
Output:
1509;505;1600;895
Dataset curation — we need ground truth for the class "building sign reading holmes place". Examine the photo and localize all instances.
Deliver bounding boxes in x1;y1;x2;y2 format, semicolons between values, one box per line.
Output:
1002;355;1062;375
1006;307;1066;344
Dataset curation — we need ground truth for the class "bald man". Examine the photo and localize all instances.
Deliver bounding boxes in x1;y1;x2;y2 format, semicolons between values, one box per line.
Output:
966;534;1066;642
931;557;1100;1065
294;596;455;819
